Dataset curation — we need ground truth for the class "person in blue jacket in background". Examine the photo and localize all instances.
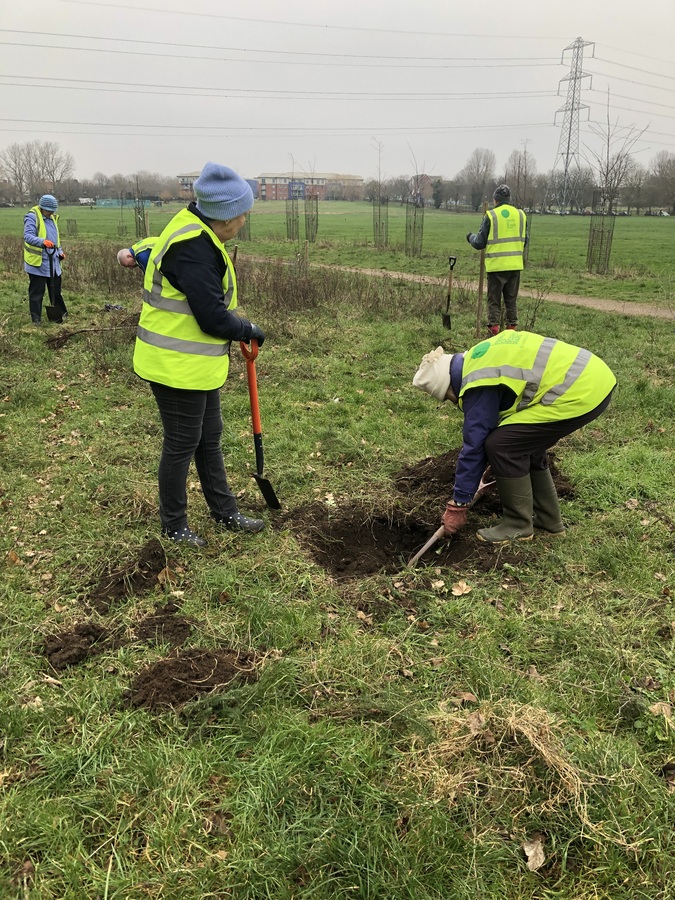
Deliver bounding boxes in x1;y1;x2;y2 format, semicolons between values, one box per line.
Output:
23;194;67;324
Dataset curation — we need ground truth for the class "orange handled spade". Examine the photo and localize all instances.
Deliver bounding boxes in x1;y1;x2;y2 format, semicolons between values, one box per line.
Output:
240;339;281;510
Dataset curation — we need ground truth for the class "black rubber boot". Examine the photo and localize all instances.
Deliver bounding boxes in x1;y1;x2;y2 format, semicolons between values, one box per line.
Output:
530;469;565;534
163;525;207;547
215;511;265;533
476;475;534;544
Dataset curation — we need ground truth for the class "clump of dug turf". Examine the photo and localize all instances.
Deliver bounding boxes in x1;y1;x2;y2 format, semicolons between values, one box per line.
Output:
86;539;171;613
132;601;193;647
127;649;257;710
43;622;110;670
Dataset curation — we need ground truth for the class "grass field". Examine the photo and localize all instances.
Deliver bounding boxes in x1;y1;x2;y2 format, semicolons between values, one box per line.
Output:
1;201;673;306
0;251;673;897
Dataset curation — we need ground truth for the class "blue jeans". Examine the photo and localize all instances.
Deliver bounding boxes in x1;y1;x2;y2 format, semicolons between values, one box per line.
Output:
150;382;238;532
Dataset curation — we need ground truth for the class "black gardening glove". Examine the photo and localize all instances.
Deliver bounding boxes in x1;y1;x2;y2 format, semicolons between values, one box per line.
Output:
466;232;473;244
248;323;265;348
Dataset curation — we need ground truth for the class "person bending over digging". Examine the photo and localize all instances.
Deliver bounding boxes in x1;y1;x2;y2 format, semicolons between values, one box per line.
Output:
413;331;616;544
132;162;266;546
117;236;157;274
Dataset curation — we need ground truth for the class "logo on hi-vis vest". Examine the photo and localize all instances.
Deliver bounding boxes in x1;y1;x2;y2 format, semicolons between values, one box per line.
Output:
470;342;491;359
501;209;511;218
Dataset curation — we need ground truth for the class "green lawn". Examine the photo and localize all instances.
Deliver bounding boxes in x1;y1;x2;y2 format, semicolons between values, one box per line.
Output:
1;201;673;305
0;258;673;898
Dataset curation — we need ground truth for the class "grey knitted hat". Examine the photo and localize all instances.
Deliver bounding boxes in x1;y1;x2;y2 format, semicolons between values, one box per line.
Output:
38;194;58;212
194;163;254;221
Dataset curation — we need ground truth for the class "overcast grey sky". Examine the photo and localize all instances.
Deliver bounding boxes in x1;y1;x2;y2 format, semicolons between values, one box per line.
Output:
1;0;673;183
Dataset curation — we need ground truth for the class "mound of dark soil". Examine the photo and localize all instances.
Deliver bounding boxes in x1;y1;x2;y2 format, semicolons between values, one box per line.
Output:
127;649;257;710
394;449;575;511
44;622;109;670
87;539;171;613
133;601;193;647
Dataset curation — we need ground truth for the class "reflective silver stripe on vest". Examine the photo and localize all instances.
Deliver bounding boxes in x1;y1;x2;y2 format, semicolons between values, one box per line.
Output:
146;221;235;311
143;287;195;315
517;338;557;409
485;249;525;258
153;223;203;266
461;337;558;405
136;326;230;357
539;348;592;405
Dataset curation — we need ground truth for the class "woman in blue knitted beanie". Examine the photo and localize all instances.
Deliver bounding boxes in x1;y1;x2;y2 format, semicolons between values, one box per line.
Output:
132;162;267;546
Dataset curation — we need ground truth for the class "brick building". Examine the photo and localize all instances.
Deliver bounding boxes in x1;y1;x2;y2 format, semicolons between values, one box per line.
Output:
257;172;364;201
177;171;364;202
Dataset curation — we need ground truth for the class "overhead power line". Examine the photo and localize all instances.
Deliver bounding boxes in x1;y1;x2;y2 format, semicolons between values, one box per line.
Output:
0;30;560;64
58;0;566;40
593;56;675;83
0;76;555;102
0;40;562;69
586;88;675;112
0;118;555;136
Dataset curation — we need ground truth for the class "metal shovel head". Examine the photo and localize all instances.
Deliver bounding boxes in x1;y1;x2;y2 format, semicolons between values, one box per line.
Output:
46;305;63;323
407;525;446;567
442;312;452;329
252;472;281;510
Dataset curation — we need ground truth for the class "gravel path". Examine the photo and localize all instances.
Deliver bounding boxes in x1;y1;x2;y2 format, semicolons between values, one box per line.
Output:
348;267;674;321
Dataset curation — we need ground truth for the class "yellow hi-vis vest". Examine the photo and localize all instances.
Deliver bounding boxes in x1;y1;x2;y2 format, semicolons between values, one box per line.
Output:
130;236;157;256
459;331;616;426
23;207;60;268
484;203;526;272
133;209;237;390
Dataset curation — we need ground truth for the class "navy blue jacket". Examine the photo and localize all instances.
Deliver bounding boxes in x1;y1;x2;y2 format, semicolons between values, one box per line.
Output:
161;203;255;344
449;353;516;504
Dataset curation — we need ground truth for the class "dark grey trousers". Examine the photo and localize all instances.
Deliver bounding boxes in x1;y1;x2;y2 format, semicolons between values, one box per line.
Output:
487;270;520;328
150;381;238;532
484;390;614;479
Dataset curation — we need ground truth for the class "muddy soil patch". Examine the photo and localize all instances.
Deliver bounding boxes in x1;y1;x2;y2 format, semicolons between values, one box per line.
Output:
127;649;258;711
43;622;111;670
287;501;525;579
86;539;172;613
394;449;575;518
133;601;193;647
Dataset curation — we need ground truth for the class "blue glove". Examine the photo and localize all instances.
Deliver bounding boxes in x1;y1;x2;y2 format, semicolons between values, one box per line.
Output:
466;232;473;244
249;323;265;347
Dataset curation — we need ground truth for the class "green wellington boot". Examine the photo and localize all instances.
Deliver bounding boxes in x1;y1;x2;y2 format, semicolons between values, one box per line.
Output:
476;475;534;544
530;469;565;534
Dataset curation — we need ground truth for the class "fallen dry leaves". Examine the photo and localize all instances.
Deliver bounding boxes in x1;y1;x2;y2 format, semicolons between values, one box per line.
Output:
451;579;472;596
522;833;546;871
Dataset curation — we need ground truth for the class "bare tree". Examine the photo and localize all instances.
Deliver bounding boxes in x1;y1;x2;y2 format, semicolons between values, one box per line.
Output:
583;92;646;213
503;144;537;208
622;163;648;215
0;140;74;199
457;148;496;211
34;141;74;193
0;143;30;199
648;150;675;213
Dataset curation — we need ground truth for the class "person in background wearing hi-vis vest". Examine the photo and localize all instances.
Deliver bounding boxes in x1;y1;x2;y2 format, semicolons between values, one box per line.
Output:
23;194;68;325
132;162;266;547
467;184;527;336
412;331;616;544
117;236;157;274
